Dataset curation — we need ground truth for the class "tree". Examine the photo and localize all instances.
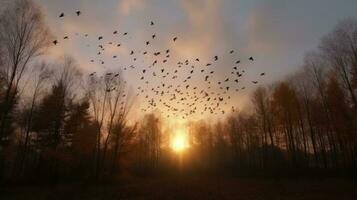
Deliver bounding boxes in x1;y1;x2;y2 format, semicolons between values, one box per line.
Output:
326;73;356;168
290;69;319;167
101;72;126;173
137;114;162;171
110;122;137;174
252;87;275;168
66;100;97;179
86;71;134;179
14;62;52;178
32;58;80;182
320;19;357;109
0;0;52;143
271;82;300;167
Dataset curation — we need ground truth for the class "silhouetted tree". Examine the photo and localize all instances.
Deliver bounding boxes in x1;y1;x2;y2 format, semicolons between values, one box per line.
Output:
67;100;96;180
32;58;80;182
320;18;357;109
0;0;52;144
137;114;162;171
13;62;51;178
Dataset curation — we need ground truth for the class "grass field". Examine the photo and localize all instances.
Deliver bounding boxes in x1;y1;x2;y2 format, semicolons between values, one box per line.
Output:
1;177;356;200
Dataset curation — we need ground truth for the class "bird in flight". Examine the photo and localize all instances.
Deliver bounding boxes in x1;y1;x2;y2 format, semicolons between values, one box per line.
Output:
52;10;262;119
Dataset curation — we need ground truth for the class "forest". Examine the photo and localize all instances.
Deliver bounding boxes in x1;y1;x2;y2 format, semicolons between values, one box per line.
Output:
0;0;357;193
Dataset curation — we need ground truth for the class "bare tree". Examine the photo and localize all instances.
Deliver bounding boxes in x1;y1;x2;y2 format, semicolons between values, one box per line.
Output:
101;72;126;169
320;19;357;108
15;62;52;177
86;71;134;179
252;87;276;167
109;89;137;174
137;114;162;171
0;0;52;142
86;74;108;179
291;69;319;167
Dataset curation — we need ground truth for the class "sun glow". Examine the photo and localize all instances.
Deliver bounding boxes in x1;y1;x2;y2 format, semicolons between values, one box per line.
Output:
171;130;189;153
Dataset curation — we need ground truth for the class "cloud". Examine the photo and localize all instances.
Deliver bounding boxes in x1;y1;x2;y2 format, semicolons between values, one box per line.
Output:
159;0;255;117
245;1;302;54
172;0;224;58
33;0;357;122
118;0;146;16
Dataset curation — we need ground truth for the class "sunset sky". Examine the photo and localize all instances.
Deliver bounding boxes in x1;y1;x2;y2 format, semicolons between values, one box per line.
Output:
30;0;357;123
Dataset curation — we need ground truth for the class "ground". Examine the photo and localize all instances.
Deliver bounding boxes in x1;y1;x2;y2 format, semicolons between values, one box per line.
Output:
1;176;356;200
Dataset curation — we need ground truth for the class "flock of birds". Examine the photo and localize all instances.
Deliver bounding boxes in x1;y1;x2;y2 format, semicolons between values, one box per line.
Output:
52;10;266;120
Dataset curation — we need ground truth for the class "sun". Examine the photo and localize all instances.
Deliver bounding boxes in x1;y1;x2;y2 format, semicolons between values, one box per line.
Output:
171;130;189;153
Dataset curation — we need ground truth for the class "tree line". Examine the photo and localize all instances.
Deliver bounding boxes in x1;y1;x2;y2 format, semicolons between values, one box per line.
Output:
182;18;357;176
0;0;138;182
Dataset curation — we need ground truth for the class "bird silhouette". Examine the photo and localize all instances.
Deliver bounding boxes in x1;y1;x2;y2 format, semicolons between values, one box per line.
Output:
59;13;64;18
51;9;263;119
